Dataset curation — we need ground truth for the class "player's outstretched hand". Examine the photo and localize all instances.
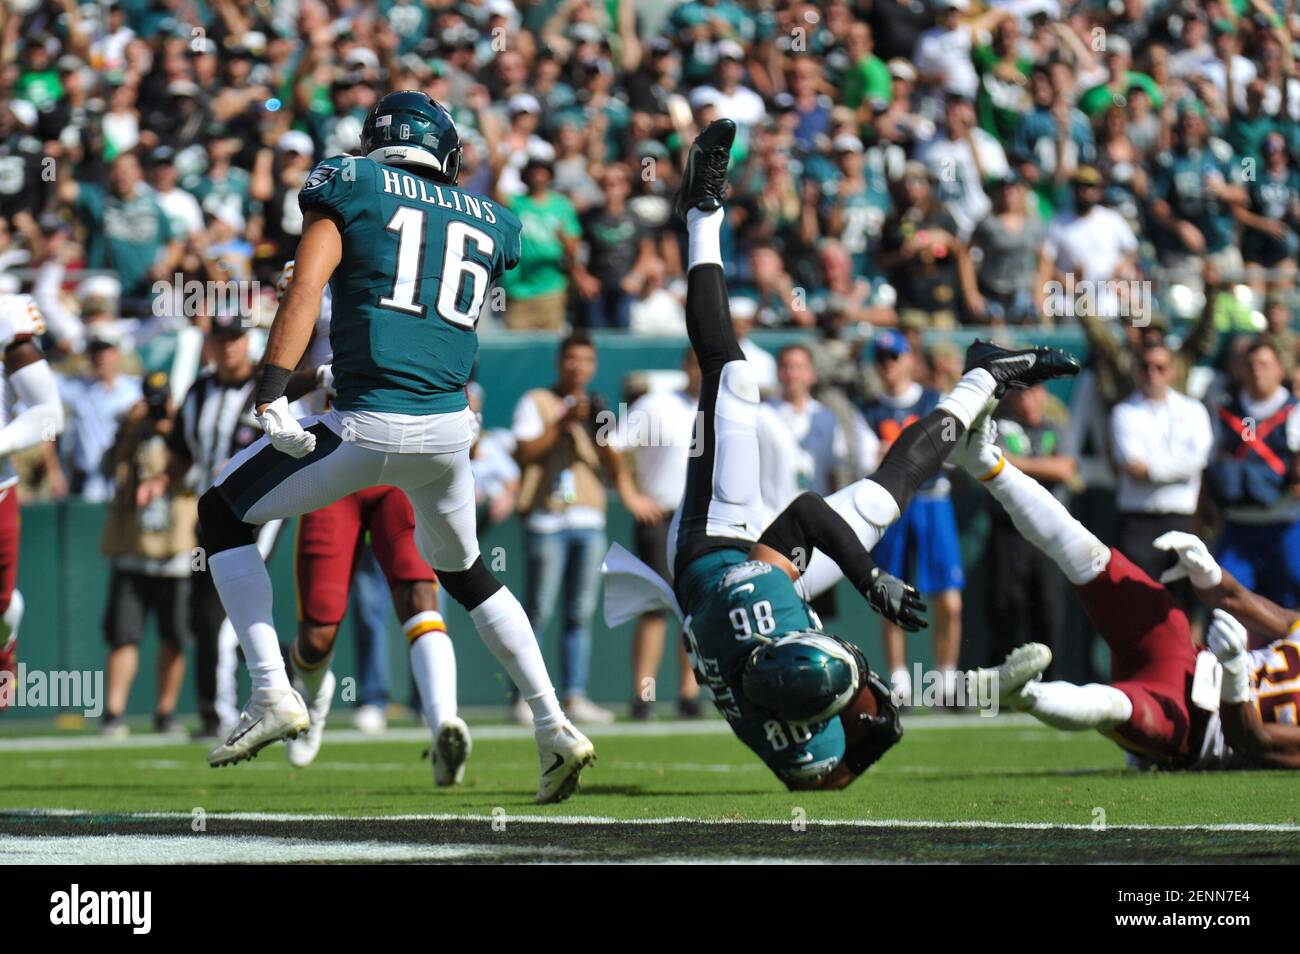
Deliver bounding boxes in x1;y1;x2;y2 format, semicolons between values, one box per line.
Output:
255;396;317;458
1153;531;1222;589
866;568;928;632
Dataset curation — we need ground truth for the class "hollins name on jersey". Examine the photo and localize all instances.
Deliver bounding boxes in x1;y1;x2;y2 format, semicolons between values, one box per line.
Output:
377;167;501;226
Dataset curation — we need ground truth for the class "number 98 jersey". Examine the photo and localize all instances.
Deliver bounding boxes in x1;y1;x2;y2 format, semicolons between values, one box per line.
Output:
677;548;848;786
298;155;522;416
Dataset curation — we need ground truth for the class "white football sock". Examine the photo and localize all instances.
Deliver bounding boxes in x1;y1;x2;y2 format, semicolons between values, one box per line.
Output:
1018;681;1132;731
289;640;333;701
687;207;723;269
469;588;564;730
984;460;1109;585
406;611;457;730
208;545;291;693
936;368;996;429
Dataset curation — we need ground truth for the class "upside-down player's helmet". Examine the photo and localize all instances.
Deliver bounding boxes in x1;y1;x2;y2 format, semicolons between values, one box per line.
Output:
742;630;863;724
360;90;462;185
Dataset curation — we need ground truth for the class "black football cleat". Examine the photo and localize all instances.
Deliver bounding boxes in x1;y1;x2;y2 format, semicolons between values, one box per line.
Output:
963;339;1081;395
673;118;736;221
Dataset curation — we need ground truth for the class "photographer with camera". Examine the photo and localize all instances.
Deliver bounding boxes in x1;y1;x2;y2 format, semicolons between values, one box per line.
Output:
98;371;196;736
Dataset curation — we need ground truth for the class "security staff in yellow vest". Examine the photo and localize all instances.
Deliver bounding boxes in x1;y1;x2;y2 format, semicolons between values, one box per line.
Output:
511;330;663;725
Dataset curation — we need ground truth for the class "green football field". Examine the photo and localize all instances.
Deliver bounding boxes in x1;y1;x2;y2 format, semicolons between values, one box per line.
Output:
1;713;1296;863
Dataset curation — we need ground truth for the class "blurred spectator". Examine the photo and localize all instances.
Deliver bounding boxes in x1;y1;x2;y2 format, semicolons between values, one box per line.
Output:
56;151;182;307
99;370;193;736
1207;337;1300;615
623;349;702;720
575;165;657;329
878;162;966;329
840;23;891;112
146;147;204;241
55;323;141;502
1238;131;1300;294
767;343;876;497
983;383;1076;668
628;257;686;335
1109;342;1213;599
1043;166;1140;324
918;92;1009;241
501;156;580;331
1012;64;1095;216
965;172;1049;325
1149;102;1247;289
818;135;890;297
859;330;964;703
511;331;660;724
915;0;989;101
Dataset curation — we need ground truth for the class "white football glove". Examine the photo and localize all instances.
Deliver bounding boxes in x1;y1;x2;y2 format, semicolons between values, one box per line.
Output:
1153;531;1222;589
315;363;336;398
948;412;1003;478
254;396;316;458
1206;608;1251;704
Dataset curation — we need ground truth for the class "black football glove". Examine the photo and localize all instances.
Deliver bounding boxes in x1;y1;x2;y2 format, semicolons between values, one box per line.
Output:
865;567;928;632
842;670;904;774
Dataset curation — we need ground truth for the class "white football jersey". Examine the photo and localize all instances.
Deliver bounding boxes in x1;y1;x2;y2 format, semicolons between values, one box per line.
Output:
1191;633;1300;770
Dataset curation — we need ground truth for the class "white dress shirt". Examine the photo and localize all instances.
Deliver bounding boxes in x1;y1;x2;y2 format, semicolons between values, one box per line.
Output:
625;388;697;511
1110;388;1213;514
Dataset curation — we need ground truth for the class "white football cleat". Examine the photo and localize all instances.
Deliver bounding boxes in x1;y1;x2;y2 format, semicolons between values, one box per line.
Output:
534;720;596;805
432;716;472;787
208;687;310;767
286;670;336;768
972;642;1052;710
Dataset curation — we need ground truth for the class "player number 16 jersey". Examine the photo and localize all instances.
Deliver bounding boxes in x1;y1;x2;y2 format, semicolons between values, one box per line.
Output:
298;156;522;417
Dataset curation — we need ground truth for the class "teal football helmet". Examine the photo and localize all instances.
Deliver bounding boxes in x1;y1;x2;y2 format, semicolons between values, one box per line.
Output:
743;630;864;724
361;90;462;184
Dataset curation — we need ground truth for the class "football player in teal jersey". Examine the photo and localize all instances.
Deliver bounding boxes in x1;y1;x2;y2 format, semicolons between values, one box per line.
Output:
645;118;1080;789
195;91;595;804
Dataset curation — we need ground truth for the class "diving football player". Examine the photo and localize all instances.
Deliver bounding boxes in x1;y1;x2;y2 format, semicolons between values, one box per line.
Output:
956;414;1300;769
197;92;593;803
605;118;1080;789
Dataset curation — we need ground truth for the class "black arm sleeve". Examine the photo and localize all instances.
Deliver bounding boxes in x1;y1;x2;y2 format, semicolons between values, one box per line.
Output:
757;492;877;594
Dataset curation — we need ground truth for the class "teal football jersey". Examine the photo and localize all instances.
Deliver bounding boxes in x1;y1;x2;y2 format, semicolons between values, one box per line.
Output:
677;549;847;784
298;156;522;415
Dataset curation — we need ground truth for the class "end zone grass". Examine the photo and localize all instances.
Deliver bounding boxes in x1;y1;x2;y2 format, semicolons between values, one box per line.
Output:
1;716;1296;863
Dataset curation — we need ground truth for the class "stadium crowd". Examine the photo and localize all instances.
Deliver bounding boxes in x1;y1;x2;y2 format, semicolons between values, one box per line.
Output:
2;0;1300;731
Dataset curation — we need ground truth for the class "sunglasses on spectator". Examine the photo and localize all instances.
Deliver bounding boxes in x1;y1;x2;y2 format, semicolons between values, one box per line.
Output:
1139;360;1170;372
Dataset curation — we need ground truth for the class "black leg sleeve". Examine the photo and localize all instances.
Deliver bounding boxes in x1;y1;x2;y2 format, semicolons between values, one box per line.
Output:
686;264;743;375
869;409;963;514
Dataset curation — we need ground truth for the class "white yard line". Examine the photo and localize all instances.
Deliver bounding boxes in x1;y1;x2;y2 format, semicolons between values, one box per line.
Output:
0;834;580;865
7;808;1297;833
0;713;1044;753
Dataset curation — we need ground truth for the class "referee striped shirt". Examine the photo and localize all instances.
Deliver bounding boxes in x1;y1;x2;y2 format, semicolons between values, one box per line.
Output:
169;371;262;494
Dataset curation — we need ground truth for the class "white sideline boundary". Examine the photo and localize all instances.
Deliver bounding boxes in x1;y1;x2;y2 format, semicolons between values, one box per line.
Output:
0;713;1044;753
7;808;1298;833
